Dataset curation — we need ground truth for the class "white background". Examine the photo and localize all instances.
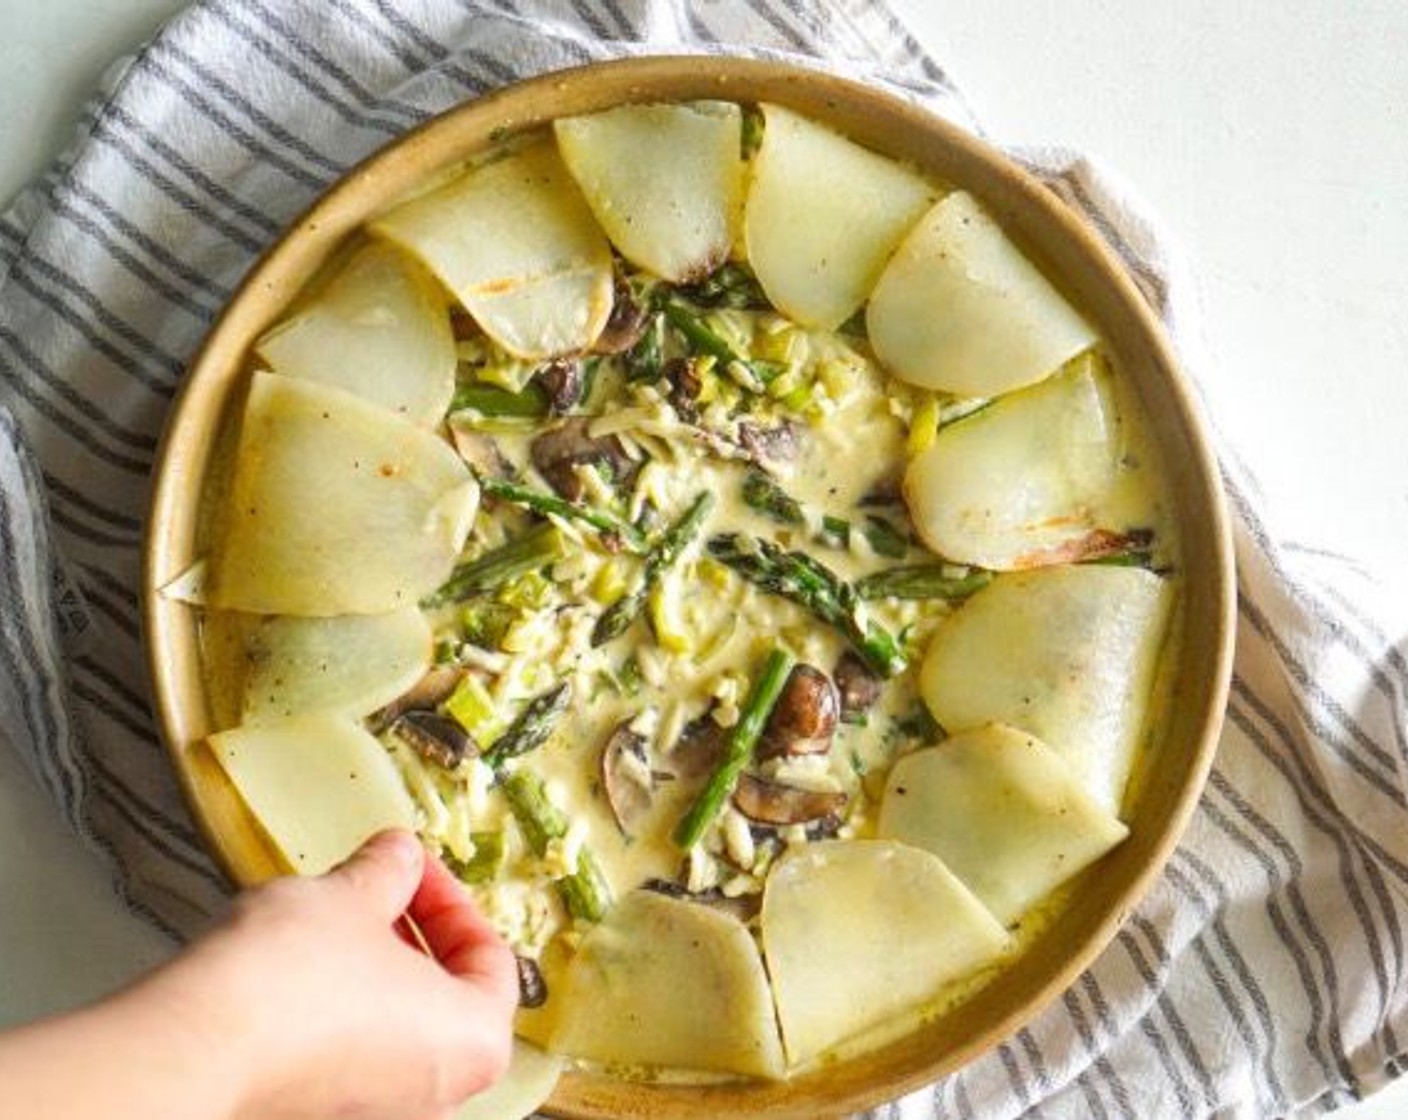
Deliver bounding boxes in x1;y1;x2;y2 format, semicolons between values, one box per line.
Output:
1;2;1405;1116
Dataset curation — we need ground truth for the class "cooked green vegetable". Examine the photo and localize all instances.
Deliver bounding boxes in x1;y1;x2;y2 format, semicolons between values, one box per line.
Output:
661;298;785;388
480;682;573;771
681;262;771;310
625;311;666;383
480;477;647;551
674;648;795;849
740;471;907;559
450;381;549;418
446;830;506;884
593;491;716;646
707;533;907;677
855;563;993;602
424;523;565;608
501;767;612;921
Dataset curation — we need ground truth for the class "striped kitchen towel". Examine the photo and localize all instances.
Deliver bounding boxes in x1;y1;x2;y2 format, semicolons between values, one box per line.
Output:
1;1;1405;1116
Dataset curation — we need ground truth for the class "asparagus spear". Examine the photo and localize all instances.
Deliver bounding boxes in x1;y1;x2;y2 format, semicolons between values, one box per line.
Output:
480;682;572;771
480;476;647;551
855;563;994;602
707;532;907;677
423;523;564;608
661;298;785;388
592;491;716;646
674;648;795;849
680;262;771;310
741;471;909;559
449;381;549;418
625;311;666;383
500;767;612;922
444;831;506;885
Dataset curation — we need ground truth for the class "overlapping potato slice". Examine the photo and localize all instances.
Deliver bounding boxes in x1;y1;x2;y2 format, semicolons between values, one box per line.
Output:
240;608;432;724
744;104;935;329
255;241;456;426
920;566;1174;816
555;102;744;283
878;724;1129;925
903;356;1118;570
370;142;613;359
761;840;1010;1069
456;1039;563;1120
868;190;1097;396
207;372;477;616
209;714;416;875
549;890;785;1079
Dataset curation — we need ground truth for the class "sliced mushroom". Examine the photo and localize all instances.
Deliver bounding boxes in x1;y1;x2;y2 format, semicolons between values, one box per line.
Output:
640;878;761;925
738;419;801;464
665;715;727;782
366;665;464;735
516;955;548;1009
593;272;650;354
601;721;655;837
449;426;515;480
663;356;703;423
758;664;839;759
832;650;883;725
536;359;585;415
530;417;635;501
392;710;477;769
732;771;847;826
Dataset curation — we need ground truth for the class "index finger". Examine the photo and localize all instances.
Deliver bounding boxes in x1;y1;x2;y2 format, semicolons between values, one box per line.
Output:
409;853;519;1006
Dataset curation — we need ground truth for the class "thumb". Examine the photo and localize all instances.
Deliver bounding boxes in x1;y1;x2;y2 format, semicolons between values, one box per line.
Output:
323;828;425;922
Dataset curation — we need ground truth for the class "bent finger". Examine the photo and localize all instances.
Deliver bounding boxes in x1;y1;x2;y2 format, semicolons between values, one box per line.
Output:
323;828;425;923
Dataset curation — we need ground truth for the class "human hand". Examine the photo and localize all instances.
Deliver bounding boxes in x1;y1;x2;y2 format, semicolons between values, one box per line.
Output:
144;829;519;1120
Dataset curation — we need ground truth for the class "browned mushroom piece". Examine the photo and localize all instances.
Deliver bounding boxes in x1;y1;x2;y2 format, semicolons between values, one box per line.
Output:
535;358;585;415
448;426;515;480
366;665;464;735
832;650;884;725
593;272;650;354
731;771;847;826
663;356;703;423
391;710;478;769
857;476;903;507
757;663;839;759
529;416;636;501
600;721;655;837
515;955;548;1008
664;714;727;783
641;879;762;925
738;419;801;463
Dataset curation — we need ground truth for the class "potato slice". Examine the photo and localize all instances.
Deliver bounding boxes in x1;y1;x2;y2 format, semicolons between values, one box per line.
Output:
868;190;1097;396
762;840;1010;1068
744;104;935;329
208;372;477;616
208;714;416;875
255;241;456;426
920;566;1174;816
549;890;785;1079
370;142;613;359
241;608;432;724
878;724;1129;924
456;1039;563;1120
903;357;1118;570
555;102;744;282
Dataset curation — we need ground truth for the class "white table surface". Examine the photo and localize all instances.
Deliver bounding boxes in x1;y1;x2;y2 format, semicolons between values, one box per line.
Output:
2;2;1406;1116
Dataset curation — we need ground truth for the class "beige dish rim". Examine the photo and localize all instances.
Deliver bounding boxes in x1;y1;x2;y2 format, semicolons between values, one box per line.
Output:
142;55;1236;1120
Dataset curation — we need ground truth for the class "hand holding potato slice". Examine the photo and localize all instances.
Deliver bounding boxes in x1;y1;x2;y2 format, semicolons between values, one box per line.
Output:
209;714;416;875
